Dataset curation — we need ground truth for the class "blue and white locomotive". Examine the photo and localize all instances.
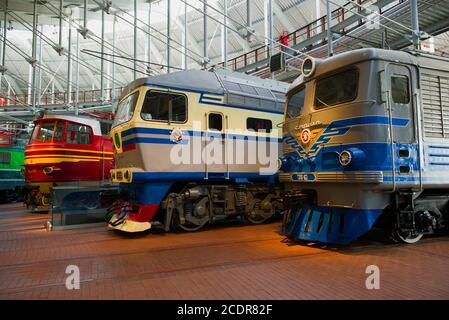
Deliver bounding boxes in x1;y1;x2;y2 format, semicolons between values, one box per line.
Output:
281;48;449;244
108;69;288;232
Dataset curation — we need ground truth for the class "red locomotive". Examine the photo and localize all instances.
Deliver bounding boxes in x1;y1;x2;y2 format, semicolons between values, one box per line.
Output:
24;113;114;211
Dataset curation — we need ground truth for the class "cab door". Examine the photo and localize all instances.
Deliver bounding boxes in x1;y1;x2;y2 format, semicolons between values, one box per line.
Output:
387;63;419;187
204;112;227;179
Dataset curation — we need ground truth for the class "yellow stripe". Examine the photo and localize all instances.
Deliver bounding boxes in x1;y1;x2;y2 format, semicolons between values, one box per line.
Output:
25;154;113;160
24;158;101;165
26;148;114;155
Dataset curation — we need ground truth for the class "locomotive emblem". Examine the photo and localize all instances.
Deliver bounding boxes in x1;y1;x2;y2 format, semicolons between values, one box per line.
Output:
170;128;185;144
287;122;350;160
300;129;311;144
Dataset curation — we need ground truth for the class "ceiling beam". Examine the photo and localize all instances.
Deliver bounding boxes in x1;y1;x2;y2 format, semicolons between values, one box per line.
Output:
272;0;296;32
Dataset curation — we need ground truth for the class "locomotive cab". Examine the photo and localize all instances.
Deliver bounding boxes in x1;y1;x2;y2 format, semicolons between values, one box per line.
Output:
281;48;449;244
24;114;114;210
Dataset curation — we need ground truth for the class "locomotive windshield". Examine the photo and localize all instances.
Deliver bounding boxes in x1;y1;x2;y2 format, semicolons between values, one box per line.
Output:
285;86;305;120
29;120;92;144
0;134;11;146
141;91;187;123
315;68;358;109
113;92;139;127
36;121;56;143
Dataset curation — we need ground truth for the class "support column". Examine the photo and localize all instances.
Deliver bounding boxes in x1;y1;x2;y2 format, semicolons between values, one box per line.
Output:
75;29;79;115
411;0;420;49
246;0;252;43
222;0;228;68
67;14;72;105
326;0;333;57
0;0;8;76
51;80;55;104
264;0;273;57
30;1;38;110
133;0;137;79
55;0;64;55
183;1;187;70
167;0;171;73
147;3;152;73
203;0;207;69
112;15;116;102
79;0;88;38
37;24;43;107
100;9;104;100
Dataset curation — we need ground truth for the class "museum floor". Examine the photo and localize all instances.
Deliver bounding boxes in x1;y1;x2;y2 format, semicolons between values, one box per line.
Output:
0;203;448;300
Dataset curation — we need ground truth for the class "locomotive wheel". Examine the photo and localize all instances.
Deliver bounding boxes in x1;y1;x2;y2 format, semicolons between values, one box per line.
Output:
82;198;100;210
393;230;423;244
246;198;274;224
178;219;208;232
40;195;49;207
179;197;209;232
392;205;434;244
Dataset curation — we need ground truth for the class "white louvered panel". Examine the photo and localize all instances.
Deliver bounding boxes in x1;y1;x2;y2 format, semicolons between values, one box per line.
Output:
421;73;447;138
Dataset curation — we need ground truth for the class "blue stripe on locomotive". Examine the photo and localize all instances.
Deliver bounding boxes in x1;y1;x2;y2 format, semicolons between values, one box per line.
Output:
120;128;280;207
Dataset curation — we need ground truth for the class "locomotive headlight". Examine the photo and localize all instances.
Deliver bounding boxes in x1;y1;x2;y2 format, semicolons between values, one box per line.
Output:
124;170;130;181
114;132;121;150
339;150;352;166
301;57;322;77
277;157;288;171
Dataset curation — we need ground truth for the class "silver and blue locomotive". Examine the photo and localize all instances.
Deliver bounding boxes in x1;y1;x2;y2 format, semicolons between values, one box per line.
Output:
108;69;288;232
281;48;449;244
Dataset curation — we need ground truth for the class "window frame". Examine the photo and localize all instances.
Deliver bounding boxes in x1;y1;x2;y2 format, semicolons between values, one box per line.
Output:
34;120;57;143
285;84;306;122
391;74;410;105
0;134;12;147
65;121;93;146
313;67;359;110
140;89;188;124
53;121;66;142
246;117;273;133
208;112;224;132
113;91;140;128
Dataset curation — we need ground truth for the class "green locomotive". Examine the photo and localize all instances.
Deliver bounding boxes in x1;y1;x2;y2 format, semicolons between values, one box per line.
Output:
0;131;25;202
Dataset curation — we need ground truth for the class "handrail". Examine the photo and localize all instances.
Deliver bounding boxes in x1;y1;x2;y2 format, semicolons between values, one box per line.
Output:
1;87;125;108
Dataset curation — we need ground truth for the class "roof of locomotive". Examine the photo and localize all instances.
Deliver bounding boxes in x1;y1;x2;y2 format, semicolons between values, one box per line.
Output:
120;69;290;114
289;48;449;92
35;114;103;136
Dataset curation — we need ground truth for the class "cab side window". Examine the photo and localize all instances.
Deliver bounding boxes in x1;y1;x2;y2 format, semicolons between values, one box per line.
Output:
391;75;410;104
247;118;272;133
208;113;223;131
286;86;305;119
66;123;92;144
